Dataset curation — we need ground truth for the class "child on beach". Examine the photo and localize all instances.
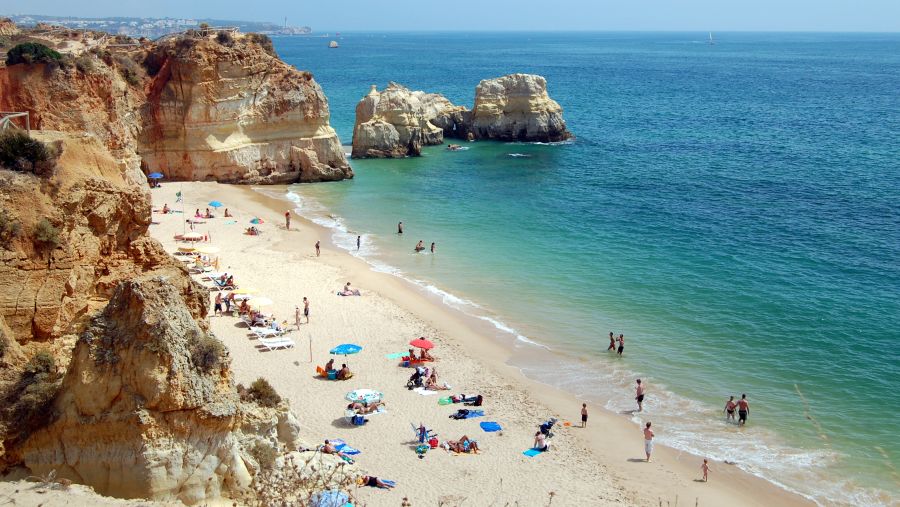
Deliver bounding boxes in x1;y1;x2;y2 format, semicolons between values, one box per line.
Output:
581;403;588;428
701;459;711;482
643;422;654;462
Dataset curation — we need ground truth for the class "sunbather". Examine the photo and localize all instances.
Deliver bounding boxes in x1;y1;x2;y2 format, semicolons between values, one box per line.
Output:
533;431;549;452
337;364;352;380
224;208;232;217
325;358;335;372
359;475;393;489
322;439;352;459
425;370;450;390
162;203;170;214
347;401;383;414
418;347;434;361
447;435;479;453
340;282;361;296
239;299;250;315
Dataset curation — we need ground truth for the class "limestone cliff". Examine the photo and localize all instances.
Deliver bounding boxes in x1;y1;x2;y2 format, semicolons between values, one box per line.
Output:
0;18;20;37
351;83;466;158
351;73;571;158
0;28;351;184
141;34;351;183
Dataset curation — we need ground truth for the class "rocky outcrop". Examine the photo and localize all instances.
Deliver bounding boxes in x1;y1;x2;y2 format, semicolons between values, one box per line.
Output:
0;18;20;37
469;74;571;142
351;83;466;158
141;35;351;183
15;277;301;504
0;29;351;184
351;73;571;158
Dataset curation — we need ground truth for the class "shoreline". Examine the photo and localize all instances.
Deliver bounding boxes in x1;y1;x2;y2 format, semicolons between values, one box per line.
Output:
150;181;813;506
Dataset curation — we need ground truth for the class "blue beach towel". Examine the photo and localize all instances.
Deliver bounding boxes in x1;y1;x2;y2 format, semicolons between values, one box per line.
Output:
310;490;349;507
461;410;484;419
382;479;396;487
479;421;502;432
329;439;361;455
523;448;544;457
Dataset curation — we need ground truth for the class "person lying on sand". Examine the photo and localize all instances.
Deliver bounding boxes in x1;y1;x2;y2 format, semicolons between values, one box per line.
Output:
359;475;394;489
347;401;384;414
446;435;479;453
322;439;352;461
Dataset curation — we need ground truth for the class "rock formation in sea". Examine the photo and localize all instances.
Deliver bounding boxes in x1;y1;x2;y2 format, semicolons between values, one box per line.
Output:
0;28;351;184
351;73;572;158
0;132;351;504
351;82;467;158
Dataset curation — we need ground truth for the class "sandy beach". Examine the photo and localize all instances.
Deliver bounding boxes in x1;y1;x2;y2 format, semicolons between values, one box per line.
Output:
148;181;812;507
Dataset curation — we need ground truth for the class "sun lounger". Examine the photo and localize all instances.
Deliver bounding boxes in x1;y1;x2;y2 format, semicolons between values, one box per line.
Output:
257;337;295;351
249;327;286;339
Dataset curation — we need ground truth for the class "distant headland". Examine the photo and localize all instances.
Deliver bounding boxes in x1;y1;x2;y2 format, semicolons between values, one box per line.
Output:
5;14;312;38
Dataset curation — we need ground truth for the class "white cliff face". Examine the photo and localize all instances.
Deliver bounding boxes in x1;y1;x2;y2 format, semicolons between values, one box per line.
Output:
351;83;465;158
139;35;352;183
351;74;571;158
470;74;571;142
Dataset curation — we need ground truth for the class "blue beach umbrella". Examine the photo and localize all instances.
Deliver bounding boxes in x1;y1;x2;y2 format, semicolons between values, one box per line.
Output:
208;200;224;208
330;343;362;356
148;172;164;179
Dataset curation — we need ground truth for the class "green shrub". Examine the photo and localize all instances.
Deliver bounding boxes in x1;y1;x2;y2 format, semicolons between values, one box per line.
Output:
24;351;56;376
74;54;96;74
6;42;62;66
189;333;225;372
244;378;281;408
0;209;22;245
3;350;62;442
0;130;52;174
246;33;275;57
33;218;59;252
249;441;278;469
114;55;142;86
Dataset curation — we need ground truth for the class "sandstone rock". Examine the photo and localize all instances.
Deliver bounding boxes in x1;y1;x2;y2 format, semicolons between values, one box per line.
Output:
351;83;466;158
350;74;571;158
0;18;20;37
140;35;352;183
470;73;572;142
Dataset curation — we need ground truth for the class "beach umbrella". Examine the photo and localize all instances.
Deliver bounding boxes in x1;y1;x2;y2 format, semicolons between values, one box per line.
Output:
409;338;435;350
208;200;224;208
231;288;259;295
177;246;197;253
330;343;362;356
345;389;382;404
247;297;274;309
196;246;220;254
182;232;204;242
148;172;164;179
250;217;264;224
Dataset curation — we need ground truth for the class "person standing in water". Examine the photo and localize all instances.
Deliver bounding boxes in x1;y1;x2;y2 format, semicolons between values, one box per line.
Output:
414;240;425;252
315;240;321;257
430;242;435;253
581;403;588;428
607;332;616;351
357;235;361;251
398;221;403;234
617;334;625;355
737;394;750;426
285;211;291;230
643;422;654;462
635;379;645;412
724;396;737;423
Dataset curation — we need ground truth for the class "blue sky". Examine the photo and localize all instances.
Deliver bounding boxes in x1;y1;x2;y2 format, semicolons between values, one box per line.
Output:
4;0;899;31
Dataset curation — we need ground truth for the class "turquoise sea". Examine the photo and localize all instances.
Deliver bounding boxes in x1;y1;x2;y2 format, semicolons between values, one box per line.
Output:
274;33;900;505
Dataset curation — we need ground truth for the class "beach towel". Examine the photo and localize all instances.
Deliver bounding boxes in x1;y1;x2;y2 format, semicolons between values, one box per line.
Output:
310;489;349;507
329;439;360;455
385;352;407;359
480;421;502;432
413;387;439;396
438;397;454;405
450;409;484;420
224;220;236;224
523;448;544;457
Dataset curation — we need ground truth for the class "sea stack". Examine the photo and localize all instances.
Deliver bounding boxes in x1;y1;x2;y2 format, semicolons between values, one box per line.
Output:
469;73;572;142
350;73;571;158
351;83;466;158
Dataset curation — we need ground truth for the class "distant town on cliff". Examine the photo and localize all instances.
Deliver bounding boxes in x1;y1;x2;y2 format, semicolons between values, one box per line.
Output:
4;14;312;38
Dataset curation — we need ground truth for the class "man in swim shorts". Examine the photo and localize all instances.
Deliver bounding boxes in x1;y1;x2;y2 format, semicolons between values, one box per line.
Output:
617;334;625;355
635;379;645;412
581;403;588;428
737;393;750;426
303;297;310;324
643;421;654;462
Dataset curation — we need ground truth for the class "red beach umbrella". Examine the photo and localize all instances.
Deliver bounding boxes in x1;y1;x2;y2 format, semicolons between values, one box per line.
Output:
409;338;435;350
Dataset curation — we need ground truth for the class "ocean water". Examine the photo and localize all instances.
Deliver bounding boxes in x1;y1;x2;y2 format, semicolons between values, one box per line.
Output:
273;33;900;505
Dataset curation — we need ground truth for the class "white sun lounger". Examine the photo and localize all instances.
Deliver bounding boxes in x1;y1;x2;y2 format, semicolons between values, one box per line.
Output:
249;327;286;339
257;337;295;351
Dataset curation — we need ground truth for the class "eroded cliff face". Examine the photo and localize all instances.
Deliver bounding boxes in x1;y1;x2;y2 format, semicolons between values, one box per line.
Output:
141;35;351;183
0;29;351;184
351;83;467;158
16;277;301;504
351;73;572;158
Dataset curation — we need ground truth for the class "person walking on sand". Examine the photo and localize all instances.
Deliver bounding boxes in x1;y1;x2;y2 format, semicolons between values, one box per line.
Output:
643;422;654;462
430;242;435;253
724;396;737;423
398;221;404;234
285;211;291;230
737;394;750;426
607;332;616;351
635;379;645;412
581;403;588;428
701;459;711;482
303;296;310;324
357;235;361;251
617;334;625;355
315;240;321;257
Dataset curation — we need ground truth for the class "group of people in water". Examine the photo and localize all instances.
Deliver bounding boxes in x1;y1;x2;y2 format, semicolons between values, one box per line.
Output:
607;332;626;355
398;221;436;254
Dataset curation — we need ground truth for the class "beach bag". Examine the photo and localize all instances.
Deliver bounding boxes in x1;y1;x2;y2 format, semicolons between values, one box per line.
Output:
450;409;470;420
